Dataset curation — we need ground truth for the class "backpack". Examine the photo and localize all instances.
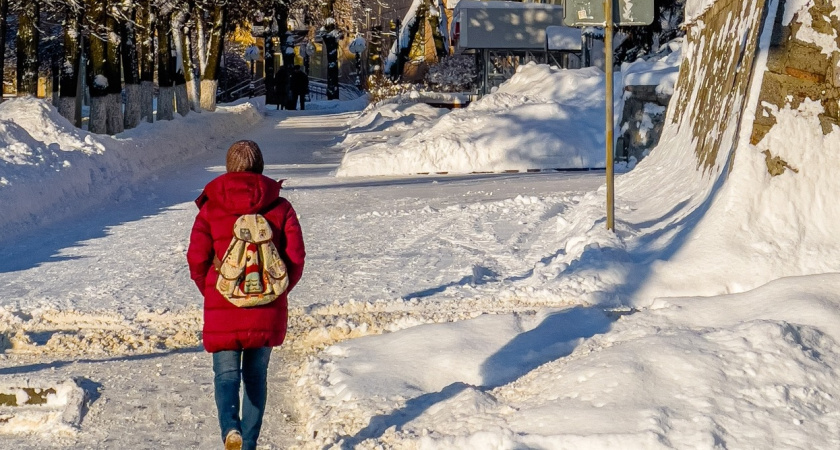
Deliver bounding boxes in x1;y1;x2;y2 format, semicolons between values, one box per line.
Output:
215;214;289;307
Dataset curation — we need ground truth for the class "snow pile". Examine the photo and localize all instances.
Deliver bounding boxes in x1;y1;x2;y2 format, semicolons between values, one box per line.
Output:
297;275;840;449
0;378;86;436
337;64;613;176
291;1;840;448
0;96;264;241
621;38;682;94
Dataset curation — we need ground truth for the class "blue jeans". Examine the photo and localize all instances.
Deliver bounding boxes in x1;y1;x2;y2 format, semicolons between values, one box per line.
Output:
212;347;272;450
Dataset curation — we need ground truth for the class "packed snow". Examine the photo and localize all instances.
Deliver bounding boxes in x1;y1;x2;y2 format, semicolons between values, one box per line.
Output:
1;0;839;448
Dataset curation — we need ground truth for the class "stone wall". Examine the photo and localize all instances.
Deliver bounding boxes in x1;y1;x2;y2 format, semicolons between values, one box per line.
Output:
669;0;771;171
619;85;671;161
751;0;840;145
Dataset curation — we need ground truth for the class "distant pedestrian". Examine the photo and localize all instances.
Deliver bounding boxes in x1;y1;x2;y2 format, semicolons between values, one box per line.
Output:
275;65;289;110
290;65;309;110
187;140;306;450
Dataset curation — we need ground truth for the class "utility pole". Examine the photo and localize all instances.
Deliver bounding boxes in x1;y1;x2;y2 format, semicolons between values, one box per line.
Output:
604;0;615;231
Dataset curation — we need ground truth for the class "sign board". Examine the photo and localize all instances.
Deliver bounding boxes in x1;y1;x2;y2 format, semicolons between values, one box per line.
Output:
455;1;567;50
545;25;582;51
303;42;316;57
244;45;260;62
563;0;654;26
349;36;367;55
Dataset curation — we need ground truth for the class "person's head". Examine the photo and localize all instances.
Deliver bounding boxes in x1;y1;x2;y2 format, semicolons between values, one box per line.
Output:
294;65;301;71
226;140;264;174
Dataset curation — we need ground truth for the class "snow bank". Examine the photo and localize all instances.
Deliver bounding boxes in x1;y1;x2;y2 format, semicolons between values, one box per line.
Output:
336;64;615;176
0;97;264;242
298;274;840;449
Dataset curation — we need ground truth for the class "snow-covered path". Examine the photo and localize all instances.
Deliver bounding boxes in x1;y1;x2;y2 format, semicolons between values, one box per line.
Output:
0;107;605;448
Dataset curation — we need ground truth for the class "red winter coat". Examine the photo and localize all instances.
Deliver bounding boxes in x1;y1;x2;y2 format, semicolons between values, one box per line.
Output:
187;172;306;353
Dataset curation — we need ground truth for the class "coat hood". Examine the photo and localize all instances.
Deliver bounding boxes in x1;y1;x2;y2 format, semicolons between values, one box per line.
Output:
195;172;284;215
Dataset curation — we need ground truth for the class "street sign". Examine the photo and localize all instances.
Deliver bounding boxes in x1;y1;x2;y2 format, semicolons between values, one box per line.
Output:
349;35;367;55
244;45;260;62
562;0;653;231
563;0;654;26
303;42;315;57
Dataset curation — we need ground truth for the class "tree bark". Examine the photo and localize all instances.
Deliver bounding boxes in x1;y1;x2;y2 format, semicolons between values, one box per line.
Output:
199;3;225;111
171;10;189;116
104;13;124;134
137;0;155;123
157;15;175;120
121;5;141;129
59;4;82;124
178;1;200;112
0;0;8;96
428;0;448;59
86;0;108;133
16;0;39;96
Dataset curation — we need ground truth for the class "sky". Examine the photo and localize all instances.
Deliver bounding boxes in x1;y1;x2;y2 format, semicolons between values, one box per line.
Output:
0;0;839;448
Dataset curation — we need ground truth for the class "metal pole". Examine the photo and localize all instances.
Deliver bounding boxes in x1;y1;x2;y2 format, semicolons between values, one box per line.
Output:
604;0;615;232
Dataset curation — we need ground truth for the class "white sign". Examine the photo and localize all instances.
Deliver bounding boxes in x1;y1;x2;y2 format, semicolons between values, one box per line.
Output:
303;42;316;57
244;45;260;61
348;35;367;54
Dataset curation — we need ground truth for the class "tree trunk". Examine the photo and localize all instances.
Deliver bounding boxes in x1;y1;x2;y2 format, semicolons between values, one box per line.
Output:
86;0;108;133
50;59;59;105
104;13;124;134
137;0;155;123
121;6;141;129
157;16;175;120
16;0;39;96
324;31;339;100
199;4;225;111
428;0;448;59
178;1;200;112
0;0;8;96
171;10;189;116
59;4;82;124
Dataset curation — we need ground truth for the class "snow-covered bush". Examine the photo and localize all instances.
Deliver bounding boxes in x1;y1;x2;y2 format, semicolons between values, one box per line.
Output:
425;55;476;92
366;73;421;104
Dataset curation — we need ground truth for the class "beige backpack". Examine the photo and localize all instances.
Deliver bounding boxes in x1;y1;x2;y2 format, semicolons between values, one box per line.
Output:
215;214;289;307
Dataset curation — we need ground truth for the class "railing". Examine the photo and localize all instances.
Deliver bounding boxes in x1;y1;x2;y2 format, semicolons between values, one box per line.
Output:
217;77;265;103
217;76;363;104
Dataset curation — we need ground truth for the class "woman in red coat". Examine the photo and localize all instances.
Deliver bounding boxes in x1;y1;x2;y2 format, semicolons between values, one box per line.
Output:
187;140;305;450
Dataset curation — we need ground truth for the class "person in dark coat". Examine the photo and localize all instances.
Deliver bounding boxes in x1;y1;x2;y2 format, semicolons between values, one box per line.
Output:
187;140;306;450
274;65;289;110
289;65;309;110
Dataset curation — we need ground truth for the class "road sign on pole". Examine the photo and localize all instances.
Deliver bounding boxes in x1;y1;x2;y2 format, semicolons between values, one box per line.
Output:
564;0;654;27
563;0;652;232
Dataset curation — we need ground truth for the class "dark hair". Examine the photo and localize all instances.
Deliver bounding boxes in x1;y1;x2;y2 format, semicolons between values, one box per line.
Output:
294;65;301;70
226;140;264;174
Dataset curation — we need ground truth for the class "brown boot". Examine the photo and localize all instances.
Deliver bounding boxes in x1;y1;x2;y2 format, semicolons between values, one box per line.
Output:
224;430;243;450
